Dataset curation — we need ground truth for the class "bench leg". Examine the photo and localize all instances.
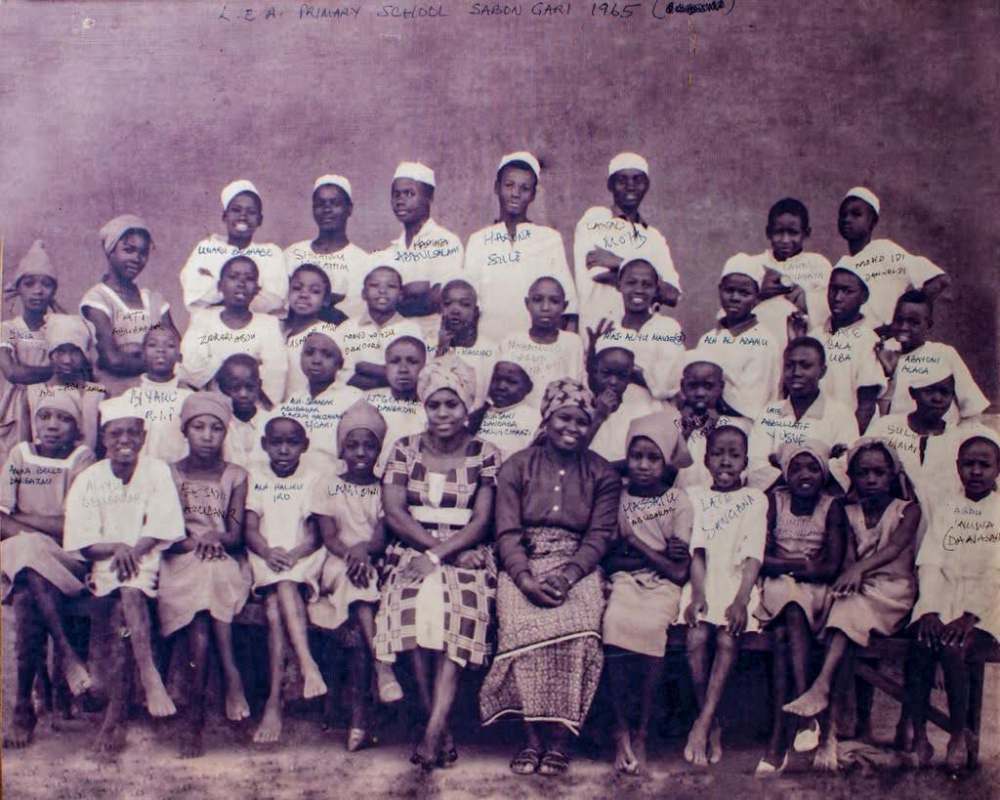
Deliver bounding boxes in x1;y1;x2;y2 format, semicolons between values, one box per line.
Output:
966;661;985;770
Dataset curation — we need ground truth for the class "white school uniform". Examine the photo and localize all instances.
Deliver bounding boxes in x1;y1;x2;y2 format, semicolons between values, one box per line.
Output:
246;461;327;598
682;485;767;629
275;384;365;467
836;239;944;329
810;316;886;413
283;320;349;401
757;249;833;331
180;308;287;404
381;218;464;341
746;395;858;490
695;320;782;419
63;456;185;598
364;389;427;474
464;221;578;343
427;336;499;412
336;311;425;374
223;411;268;470
179;235;289;315
477;401;542;462
573;207;681;331
498;330;586;409
284;240;370;321
125;375;193;464
594;316;686;400
912;490;1000;640
589;385;670;464
884;341;988;422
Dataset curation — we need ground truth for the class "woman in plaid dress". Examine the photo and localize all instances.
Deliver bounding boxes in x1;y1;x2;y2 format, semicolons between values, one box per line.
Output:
374;355;500;770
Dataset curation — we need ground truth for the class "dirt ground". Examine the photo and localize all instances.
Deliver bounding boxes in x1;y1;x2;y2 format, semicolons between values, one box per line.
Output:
2;605;998;800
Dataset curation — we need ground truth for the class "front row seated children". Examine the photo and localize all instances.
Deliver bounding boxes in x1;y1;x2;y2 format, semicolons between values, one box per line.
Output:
784;439;919;770
216;353;268;469
682;425;767;767
1;394;96;748
309;400;399;752
498;276;584;409
63;395;186;753
753;441;847;777
602;413;693;775
473;360;540;462
243;415;329;744
158;392;253;758
903;430;1000;773
180;255;287;406
365;335;428;472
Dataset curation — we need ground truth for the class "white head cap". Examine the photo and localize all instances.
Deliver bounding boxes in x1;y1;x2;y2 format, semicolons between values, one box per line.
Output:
99;394;144;426
608;152;649;177
843;186;880;216
393;162;435;188
720;252;767;290
313;174;353;200
832;257;871;290
497;151;541;179
221;179;260;210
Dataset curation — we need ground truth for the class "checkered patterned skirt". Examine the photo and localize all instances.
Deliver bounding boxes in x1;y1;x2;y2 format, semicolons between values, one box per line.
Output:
373;542;496;668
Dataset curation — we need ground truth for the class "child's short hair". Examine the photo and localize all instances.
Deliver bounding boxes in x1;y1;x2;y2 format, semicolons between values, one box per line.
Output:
216;353;261;384
958;435;1000;462
527;275;565;298
386;335;427;359
706;424;748;451
618;258;657;283
894;289;933;318
142;324;180;348
766;197;810;233
289;263;344;324
263;415;307;439
364;265;403;287
220;255;258;280
441;278;478;302
784;335;826;367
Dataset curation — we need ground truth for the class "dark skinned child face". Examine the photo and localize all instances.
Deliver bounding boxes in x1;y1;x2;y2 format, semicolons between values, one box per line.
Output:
786;453;825;499
362;268;403;316
609;169;649;213
288;269;331;319
827;270;867;323
143;328;180;379
217;363;261;416
107;232;151;283
312;185;352;233
102;418;146;469
441;285;478;333
219;259;260;311
489;362;532;408
546;406;591;453
718;274;758;324
618;261;658;315
783;345;825;399
957;440;1000;499
223;192;262;240
681;363;724;414
837;198;877;244
50;344;88;382
767;212;808;262
593;349;633;398
706;429;747;491
627;436;667;490
850;448;893;498
261;418;309;477
496;166;537;219
909;376;955;420
341;428;380;477
391;179;432;226
301;333;343;387
185;414;227;461
34;408;79;453
16;275;58;314
385;341;425;395
891;301;932;352
524;278;567;332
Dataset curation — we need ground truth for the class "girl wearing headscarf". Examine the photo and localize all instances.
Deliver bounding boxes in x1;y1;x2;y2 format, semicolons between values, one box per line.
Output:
373;355;501;770
80;215;179;396
480;379;621;777
603;412;693;775
784;438;920;771
753;441;848;776
158;391;252;757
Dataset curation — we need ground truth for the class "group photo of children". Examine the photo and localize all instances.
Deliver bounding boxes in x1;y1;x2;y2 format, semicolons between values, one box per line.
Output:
2;146;997;787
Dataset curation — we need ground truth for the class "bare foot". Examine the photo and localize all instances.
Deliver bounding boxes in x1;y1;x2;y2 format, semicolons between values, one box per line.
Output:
632;733;648;774
91;717;127;757
685;722;709;767
65;658;94;698
225;681;251;722
302;665;328;700
253;704;283;744
613;729;638;774
783;684;830;718
813;730;839;772
3;704;37;748
708;723;723;764
913;734;934;767
178;723;204;759
143;678;177;718
945;733;967;773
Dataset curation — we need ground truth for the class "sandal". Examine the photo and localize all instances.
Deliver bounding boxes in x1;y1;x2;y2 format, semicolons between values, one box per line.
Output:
347;727;377;752
510;746;542;775
754;751;789;778
538;750;570;776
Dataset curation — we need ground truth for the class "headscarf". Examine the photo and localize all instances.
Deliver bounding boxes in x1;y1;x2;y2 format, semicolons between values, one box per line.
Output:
45;314;92;354
7;240;57;291
720;252;766;290
336;399;388;452
627;410;681;465
847;437;903;477
35;391;83;429
180;391;233;429
99;214;151;255
778;439;831;484
540;378;596;424
301;323;351;375
416;354;476;410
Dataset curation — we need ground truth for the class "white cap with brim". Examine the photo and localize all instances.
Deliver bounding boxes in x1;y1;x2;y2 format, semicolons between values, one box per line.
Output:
832;258;871;290
608;152;649;177
908;357;954;391
497;151;541;179
720;252;766;290
221;179;260;210
393;162;435;188
843;186;880;216
313;174;353;200
98;394;144;425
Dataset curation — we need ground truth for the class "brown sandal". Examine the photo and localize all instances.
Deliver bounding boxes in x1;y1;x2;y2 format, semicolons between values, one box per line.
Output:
538;750;570;776
510;746;542;775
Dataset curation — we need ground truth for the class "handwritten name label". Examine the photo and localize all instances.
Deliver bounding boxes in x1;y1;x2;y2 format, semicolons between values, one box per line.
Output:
326;482;380;498
198;330;257;346
698;490;756;538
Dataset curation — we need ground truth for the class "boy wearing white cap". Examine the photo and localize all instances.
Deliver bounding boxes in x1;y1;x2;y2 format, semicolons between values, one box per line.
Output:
573;153;681;332
695;254;783;420
381;161;464;342
836;187;950;331
284;175;370;321
464;152;579;341
179;179;289;315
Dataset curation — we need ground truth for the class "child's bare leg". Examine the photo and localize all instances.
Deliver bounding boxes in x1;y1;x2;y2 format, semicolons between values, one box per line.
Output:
23;570;92;696
254;592;285;744
211;619;249;721
606;648;638;773
4;588;44;747
784;629;851;717
763;624;789;765
785;605;819;748
634;654;664;771
684;622;713;765
903;641;936;764
940;644;972;771
92;599;131;756
275;581;326;699
179;612;211;758
119;587;175;717
694;628;737;765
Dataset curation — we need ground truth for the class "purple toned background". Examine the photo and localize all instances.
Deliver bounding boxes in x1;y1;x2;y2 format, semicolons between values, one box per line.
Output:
1;1;996;404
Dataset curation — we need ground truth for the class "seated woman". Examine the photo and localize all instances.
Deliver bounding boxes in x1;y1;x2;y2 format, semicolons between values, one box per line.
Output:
373;355;501;770
480;379;621;777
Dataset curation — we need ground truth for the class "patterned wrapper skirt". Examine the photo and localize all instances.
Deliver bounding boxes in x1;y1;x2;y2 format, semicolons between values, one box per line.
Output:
479;526;606;735
374;542;496;668
157;550;252;637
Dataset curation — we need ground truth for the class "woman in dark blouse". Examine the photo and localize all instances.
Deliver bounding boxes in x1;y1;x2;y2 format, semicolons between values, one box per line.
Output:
479;378;621;776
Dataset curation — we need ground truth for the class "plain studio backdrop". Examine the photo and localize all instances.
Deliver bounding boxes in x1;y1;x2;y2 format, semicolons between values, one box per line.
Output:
0;0;997;405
